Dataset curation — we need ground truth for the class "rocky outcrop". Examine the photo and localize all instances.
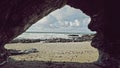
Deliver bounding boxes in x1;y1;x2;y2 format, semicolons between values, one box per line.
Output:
0;0;120;68
68;0;120;68
0;0;67;45
77;1;120;68
70;0;120;68
9;34;94;43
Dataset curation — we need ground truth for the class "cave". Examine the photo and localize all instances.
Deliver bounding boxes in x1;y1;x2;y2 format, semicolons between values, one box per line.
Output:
0;0;119;68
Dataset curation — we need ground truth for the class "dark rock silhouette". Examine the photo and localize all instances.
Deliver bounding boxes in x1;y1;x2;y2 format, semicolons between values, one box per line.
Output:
0;0;67;66
0;0;120;68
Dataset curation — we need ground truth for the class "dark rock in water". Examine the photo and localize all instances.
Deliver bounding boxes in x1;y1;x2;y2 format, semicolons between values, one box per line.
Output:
10;39;42;43
9;34;94;43
44;38;72;43
0;0;120;68
81;34;95;41
68;35;79;36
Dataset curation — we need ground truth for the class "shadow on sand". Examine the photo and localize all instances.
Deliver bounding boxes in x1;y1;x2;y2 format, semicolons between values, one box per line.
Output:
1;58;101;68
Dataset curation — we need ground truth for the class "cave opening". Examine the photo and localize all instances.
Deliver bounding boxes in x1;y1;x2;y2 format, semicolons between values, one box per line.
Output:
1;0;119;68
5;5;99;66
16;5;95;41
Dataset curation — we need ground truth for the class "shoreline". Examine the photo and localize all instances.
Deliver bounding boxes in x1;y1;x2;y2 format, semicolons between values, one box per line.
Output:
10;34;95;43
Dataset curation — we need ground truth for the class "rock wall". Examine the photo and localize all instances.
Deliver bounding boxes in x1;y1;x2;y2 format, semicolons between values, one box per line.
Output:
0;0;67;65
0;0;120;68
90;1;120;68
68;0;120;68
0;0;67;45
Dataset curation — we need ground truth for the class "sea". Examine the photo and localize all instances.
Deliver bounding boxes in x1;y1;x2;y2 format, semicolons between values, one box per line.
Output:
16;32;95;40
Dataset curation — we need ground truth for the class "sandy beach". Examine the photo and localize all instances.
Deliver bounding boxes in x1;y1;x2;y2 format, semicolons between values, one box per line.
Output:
2;42;100;68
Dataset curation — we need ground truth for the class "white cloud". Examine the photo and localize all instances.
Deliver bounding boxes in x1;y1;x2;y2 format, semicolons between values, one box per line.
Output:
26;5;92;33
69;19;80;27
64;21;70;27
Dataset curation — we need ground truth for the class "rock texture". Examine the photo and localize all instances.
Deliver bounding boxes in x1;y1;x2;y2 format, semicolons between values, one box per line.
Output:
0;0;67;65
0;0;120;68
0;0;67;44
68;0;120;68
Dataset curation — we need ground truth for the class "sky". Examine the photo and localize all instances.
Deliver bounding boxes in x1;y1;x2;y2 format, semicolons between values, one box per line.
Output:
26;5;94;33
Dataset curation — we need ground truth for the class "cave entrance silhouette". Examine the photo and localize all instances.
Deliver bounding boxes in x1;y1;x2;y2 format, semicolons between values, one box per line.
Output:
3;5;100;68
2;0;118;68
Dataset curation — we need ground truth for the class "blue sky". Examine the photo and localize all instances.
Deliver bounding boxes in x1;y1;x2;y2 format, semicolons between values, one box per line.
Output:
26;5;94;33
